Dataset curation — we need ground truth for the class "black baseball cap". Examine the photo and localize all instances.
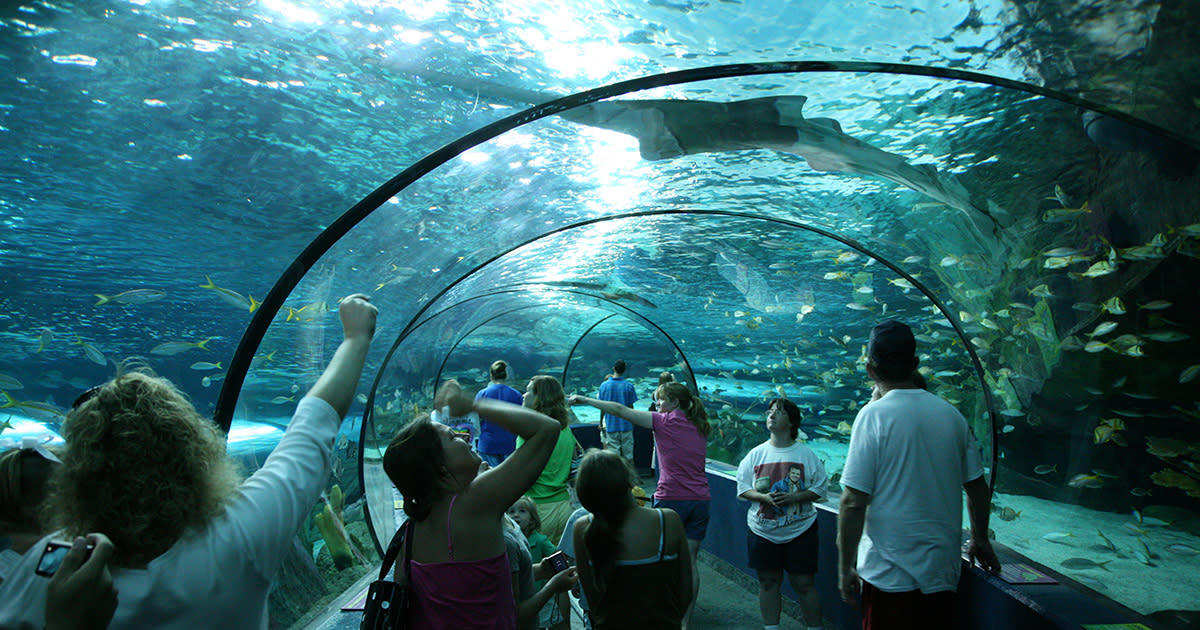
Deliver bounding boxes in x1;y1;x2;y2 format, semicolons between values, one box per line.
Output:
868;320;916;364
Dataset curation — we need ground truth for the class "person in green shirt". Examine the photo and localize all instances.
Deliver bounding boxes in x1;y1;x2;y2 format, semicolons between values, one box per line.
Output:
517;375;580;546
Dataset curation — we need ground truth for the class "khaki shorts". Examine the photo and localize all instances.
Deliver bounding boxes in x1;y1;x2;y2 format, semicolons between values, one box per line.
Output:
604;429;634;462
536;498;574;546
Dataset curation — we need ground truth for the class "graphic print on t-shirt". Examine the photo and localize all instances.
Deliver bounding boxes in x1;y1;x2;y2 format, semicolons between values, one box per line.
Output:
752;461;809;524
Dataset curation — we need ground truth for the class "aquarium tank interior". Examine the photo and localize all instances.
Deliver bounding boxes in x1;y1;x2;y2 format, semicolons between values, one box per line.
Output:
2;0;1199;628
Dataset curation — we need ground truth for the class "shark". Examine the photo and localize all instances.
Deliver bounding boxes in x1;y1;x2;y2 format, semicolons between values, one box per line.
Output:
385;65;1008;236
557;95;1006;233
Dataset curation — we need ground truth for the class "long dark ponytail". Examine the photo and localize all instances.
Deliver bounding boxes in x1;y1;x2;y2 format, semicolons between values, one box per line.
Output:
576;449;637;593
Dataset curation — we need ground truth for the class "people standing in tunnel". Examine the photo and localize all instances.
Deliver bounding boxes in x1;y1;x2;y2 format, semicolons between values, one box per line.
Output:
837;320;1000;630
476;359;525;467
572;449;693;630
597;360;638;465
0;438;61;578
383;378;561;630
519;375;580;547
647;371;676;478
0;294;378;630
570;381;710;630
505;495;578;630
737;397;828;630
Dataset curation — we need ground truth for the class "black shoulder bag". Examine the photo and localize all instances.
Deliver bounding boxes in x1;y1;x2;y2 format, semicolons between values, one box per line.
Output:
360;519;413;630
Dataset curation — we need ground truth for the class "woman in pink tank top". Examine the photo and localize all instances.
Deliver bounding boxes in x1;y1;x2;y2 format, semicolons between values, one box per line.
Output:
384;380;565;629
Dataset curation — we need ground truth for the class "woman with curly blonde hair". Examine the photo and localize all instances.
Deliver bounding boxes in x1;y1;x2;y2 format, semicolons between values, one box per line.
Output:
49;371;242;567
0;294;378;630
520;375;579;548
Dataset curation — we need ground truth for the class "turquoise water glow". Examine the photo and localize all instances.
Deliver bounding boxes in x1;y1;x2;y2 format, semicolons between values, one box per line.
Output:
2;1;1198;626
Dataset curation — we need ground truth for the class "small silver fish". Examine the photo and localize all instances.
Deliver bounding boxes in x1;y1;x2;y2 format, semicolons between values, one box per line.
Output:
1180;364;1200;384
94;289;166;306
1164;544;1199;556
190;361;223;371
1060;557;1110;571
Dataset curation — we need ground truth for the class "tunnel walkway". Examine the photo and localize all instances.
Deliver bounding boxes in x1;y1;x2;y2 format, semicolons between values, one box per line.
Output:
299;549;810;630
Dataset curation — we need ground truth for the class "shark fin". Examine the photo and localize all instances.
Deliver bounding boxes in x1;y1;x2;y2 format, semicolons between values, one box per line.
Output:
771;95;809;126
805;117;844;134
636;108;685;160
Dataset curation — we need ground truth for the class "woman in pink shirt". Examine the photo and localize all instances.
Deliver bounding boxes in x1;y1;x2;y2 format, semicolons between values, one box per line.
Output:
384;380;561;630
569;381;710;628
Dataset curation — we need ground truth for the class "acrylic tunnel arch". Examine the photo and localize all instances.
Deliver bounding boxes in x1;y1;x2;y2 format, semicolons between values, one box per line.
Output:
424;299;698;390
560;313;697;396
210;59;1200;436
347;207;1003;556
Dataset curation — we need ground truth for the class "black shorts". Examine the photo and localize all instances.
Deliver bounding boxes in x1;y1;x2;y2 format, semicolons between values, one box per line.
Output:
747;523;819;575
861;580;958;630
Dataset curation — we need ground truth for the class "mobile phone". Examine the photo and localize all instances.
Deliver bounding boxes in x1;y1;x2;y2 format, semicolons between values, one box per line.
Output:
547;550;570;574
35;540;93;577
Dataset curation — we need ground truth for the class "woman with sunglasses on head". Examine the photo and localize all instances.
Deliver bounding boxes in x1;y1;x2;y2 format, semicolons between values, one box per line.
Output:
0;294;378;630
383;378;561;630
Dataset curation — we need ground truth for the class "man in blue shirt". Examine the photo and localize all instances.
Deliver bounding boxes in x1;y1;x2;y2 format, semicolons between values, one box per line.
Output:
597;360;638;464
475;359;524;467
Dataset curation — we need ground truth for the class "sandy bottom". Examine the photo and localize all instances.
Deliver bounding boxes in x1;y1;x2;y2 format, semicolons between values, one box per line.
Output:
802;439;1199;616
987;492;1199;616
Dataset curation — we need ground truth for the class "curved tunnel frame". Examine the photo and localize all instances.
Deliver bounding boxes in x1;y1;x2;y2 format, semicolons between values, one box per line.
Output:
364;282;700;448
211;61;1200;557
213;60;1200;436
427;290;698;389
353;208;1000;554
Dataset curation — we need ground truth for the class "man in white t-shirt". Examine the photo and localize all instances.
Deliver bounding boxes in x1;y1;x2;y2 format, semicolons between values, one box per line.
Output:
837;320;1000;630
737;397;828;630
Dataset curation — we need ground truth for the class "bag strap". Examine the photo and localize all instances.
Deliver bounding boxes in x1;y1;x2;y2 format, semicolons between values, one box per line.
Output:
378;519;411;581
402;517;414;585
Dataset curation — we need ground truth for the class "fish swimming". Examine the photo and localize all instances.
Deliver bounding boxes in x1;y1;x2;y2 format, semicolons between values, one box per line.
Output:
34;328;53;353
152;337;215;356
199;275;261;313
94;289;166;306
1068;473;1104;488
72;336;106;366
1180;364;1200;384
555;95;1006;234
190;361;223;371
1060;557;1111;571
1100;296;1126;315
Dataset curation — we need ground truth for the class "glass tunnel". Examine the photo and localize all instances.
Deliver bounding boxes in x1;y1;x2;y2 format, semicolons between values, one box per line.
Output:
203;63;1198;624
2;1;1199;629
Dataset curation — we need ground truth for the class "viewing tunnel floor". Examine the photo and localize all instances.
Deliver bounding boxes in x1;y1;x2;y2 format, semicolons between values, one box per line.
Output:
300;549;807;630
335;436;1173;630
